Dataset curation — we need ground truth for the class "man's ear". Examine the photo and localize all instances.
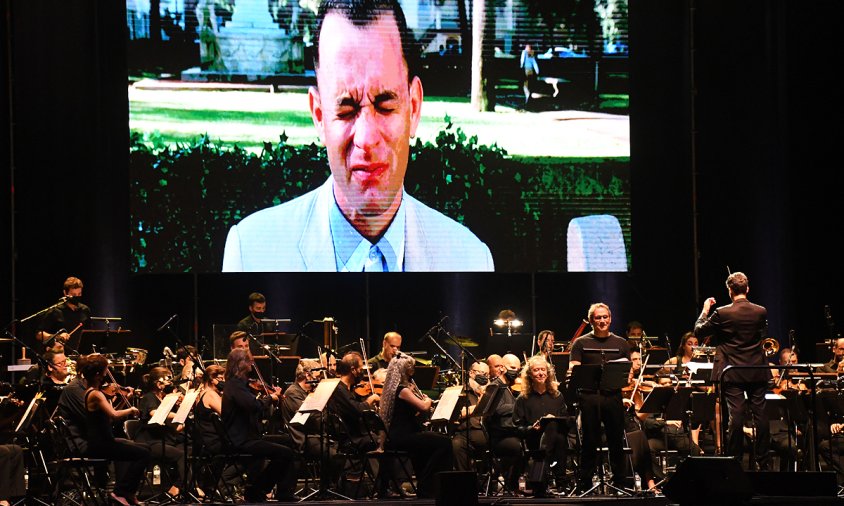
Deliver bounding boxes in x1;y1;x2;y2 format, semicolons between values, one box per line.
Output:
408;76;423;138
309;85;325;142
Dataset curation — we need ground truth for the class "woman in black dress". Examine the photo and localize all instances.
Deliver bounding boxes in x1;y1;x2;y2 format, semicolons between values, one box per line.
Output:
134;366;187;498
379;353;453;498
80;353;150;506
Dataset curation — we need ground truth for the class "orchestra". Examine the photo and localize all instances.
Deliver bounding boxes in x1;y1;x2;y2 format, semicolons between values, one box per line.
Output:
5;283;844;505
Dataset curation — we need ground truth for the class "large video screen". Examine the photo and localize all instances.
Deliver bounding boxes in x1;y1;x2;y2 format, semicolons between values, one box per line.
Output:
128;0;630;273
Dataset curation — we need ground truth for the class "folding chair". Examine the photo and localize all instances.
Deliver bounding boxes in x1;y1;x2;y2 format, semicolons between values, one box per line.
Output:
358;410;418;498
44;417;108;505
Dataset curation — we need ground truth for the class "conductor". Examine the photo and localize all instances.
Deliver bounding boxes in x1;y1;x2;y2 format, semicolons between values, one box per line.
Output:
694;271;770;469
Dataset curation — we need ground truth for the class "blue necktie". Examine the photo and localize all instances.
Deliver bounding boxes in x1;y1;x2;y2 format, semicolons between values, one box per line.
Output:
364;245;386;272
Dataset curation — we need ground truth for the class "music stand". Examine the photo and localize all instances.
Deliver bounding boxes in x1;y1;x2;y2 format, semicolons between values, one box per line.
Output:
430;385;463;426
551;352;570;378
569;358;632;497
297;379;349;502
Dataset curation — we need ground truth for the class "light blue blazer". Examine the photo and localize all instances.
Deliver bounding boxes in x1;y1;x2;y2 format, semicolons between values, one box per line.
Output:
222;177;494;272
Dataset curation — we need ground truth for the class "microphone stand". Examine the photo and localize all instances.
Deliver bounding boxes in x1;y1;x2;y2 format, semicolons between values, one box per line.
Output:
157;316;205;381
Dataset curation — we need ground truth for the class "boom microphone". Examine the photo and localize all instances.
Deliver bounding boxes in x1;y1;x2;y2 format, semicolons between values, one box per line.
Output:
156;314;178;332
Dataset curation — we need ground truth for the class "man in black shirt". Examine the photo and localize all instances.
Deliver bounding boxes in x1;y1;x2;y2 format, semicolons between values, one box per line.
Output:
36;276;90;353
569;302;631;491
236;292;267;335
328;352;380;449
451;361;490;472
367;332;402;372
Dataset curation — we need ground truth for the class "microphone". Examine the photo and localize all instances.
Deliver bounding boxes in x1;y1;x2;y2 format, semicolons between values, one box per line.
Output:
156;314;178;332
44;328;66;345
419;316;449;343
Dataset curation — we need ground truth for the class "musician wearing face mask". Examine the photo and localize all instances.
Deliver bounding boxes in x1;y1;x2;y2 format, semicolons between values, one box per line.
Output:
236;292;268;335
452;361;491;472
222;348;296;502
328;352;380;450
482;353;525;493
135;367;188;499
282;360;324;455
36;276;90;352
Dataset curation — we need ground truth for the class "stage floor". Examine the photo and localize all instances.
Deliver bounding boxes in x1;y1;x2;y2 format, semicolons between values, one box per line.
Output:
163;497;844;506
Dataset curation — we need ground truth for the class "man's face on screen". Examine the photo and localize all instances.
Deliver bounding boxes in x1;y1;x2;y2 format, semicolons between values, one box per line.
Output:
310;13;422;225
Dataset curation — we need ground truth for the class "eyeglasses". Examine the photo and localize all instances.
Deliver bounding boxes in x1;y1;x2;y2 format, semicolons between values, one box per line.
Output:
52;360;67;366
593;315;610;320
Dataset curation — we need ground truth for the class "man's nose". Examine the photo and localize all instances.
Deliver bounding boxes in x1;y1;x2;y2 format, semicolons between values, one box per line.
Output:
353;108;380;150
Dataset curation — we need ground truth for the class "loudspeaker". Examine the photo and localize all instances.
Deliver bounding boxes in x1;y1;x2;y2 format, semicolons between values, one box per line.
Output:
436;471;477;506
663;457;752;505
746;471;837;497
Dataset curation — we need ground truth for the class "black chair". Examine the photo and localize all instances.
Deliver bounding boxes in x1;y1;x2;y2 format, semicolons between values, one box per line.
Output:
44;416;108;505
206;412;254;501
123;418;177;504
358;410;418;498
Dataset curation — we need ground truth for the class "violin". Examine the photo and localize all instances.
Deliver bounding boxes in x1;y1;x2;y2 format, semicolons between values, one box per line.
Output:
353;381;383;397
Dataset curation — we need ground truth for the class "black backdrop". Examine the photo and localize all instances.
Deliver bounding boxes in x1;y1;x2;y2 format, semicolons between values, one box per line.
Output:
2;0;842;371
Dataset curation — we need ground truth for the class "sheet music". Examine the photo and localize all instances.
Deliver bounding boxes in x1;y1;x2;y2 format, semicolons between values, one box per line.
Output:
299;378;341;413
148;392;181;425
172;389;199;424
290;410;311;425
431;385;462;422
15;393;42;433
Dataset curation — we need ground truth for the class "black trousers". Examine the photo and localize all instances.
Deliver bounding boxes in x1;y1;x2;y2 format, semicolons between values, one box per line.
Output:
0;444;26;500
578;392;626;484
390;431;453;498
723;381;770;467
237;437;296;500
86;438;151;497
143;441;186;489
452;427;488;472
525;420;568;484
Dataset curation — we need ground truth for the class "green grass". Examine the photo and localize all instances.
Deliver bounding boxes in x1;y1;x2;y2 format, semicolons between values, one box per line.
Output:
129;88;630;157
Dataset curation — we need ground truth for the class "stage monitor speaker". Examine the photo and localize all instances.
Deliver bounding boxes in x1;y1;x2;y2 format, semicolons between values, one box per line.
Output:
663;457;752;505
436;471;477;506
746;471;837;497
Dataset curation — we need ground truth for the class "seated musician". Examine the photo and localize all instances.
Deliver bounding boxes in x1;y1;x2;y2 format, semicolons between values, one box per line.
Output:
643;375;702;479
818;337;844;374
623;350;658;491
483;353;524;492
281;360;324;456
79;353;150;506
487;354;505;382
222;348;296;502
0;443;26;506
452;361;490;472
379;353;453;498
328;352;380;450
367;331;402;372
661;332;698;376
771;347;806;391
135;366;188;499
40;349;72;414
175;345;203;385
535;330;556;362
514;355;572;496
229;330;250;351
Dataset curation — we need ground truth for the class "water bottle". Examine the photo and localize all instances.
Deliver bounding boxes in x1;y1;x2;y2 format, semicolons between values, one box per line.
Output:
518;474;526;493
634;472;642;493
592;473;599;489
152;464;161;485
24;469;29;489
